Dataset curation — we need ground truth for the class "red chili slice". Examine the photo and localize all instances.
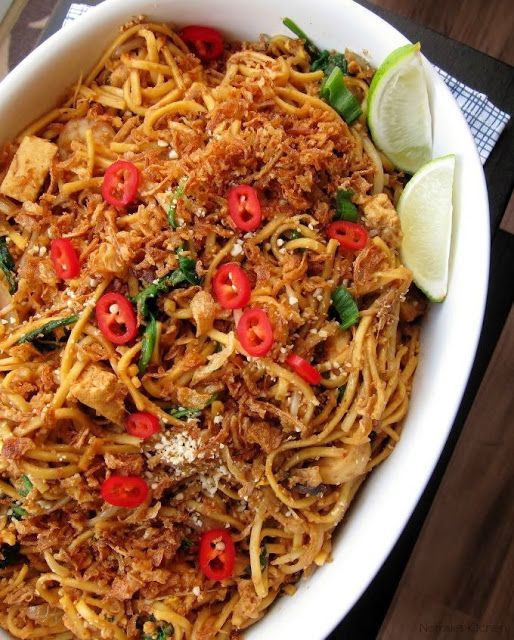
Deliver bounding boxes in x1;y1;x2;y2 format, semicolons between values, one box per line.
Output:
95;292;138;345
101;475;149;508
212;262;251;309
102;160;140;208
236;308;273;357
180;25;224;61
327;221;368;251
50;239;80;280
199;528;235;581
227;185;262;232
285;353;321;385
126;412;160;439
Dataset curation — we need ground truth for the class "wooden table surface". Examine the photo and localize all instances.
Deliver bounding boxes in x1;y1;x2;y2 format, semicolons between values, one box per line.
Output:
1;1;513;639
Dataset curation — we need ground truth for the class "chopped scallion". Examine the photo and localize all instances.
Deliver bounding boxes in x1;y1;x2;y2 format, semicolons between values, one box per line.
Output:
167;394;217;421
10;505;27;520
334;189;358;222
17;475;33;497
331;286;359;330
282;18;348;76
167;406;202;420
320;67;362;124
167;177;187;229
282;17;320;60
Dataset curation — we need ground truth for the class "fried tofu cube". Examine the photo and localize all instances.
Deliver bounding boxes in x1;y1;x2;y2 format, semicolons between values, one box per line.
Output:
70;364;127;426
0;136;57;202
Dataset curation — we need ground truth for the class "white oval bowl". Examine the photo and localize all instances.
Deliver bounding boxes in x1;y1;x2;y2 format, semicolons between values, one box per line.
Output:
0;1;489;639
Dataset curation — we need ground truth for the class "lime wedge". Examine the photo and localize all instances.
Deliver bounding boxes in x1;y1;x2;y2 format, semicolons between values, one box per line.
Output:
368;43;432;174
397;154;455;302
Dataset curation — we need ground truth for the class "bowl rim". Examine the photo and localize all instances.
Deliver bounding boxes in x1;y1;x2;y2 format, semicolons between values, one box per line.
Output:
0;1;490;638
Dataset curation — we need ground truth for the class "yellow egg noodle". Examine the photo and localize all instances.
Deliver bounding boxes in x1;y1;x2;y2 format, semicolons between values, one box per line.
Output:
0;20;425;640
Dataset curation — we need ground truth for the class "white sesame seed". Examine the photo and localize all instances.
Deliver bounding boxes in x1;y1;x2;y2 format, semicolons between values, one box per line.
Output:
276;238;285;247
288;295;298;305
109;304;119;314
168;149;178;159
213;415;223;425
192;586;201;596
38;246;47;256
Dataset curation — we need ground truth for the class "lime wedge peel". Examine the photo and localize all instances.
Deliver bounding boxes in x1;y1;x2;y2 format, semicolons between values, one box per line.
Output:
397;154;455;302
368;42;432;174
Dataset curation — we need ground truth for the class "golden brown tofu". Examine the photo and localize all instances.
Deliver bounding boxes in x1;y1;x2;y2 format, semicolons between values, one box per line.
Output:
0;136;57;202
70;364;127;426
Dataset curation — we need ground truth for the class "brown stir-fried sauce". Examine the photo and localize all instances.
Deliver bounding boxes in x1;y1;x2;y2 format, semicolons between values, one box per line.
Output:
0;19;424;640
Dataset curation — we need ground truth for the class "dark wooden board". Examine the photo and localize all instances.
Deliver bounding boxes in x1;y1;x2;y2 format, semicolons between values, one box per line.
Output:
379;305;514;640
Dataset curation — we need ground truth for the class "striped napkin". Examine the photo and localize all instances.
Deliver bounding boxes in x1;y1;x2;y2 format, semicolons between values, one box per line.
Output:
64;2;510;164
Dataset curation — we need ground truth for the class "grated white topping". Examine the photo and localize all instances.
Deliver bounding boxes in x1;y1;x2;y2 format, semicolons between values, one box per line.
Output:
198;465;228;497
155;431;198;467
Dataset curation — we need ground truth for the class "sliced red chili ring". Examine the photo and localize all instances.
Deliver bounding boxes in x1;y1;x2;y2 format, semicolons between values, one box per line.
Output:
95;292;138;345
236;308;273;357
212;262;251;309
101;475;149;508
227;185;262;232
327;221;368;251
199;528;235;581
285;353;321;385
180;25;224;61
49;238;80;280
125;412;160;439
102;160;140;208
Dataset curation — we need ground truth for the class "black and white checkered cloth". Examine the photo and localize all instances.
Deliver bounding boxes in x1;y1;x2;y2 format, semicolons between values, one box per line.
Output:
64;3;510;164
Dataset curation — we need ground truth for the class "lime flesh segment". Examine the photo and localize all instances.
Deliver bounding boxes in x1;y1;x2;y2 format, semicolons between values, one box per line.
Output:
368;43;432;174
397;155;455;302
